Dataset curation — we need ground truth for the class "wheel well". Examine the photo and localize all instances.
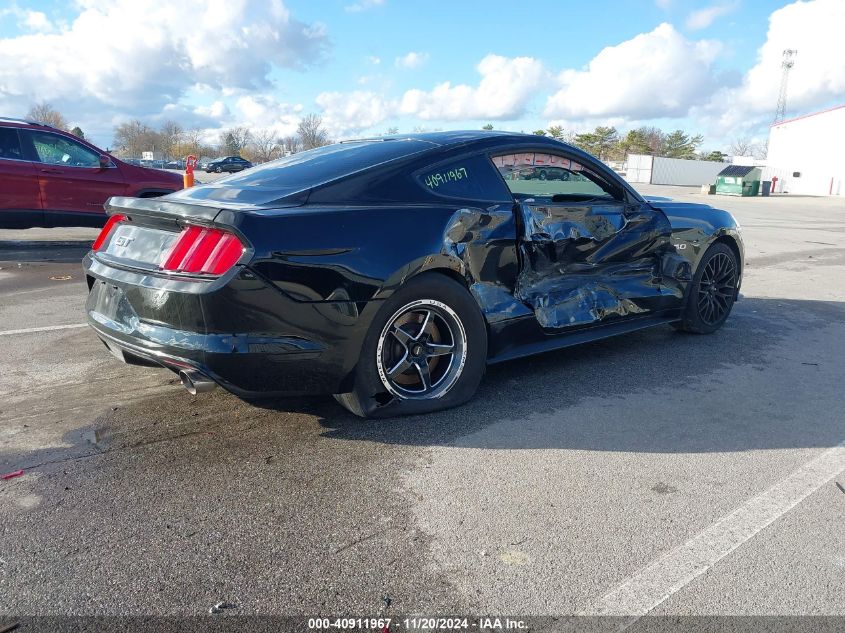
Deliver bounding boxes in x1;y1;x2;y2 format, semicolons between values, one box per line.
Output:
420;267;469;289
712;235;742;268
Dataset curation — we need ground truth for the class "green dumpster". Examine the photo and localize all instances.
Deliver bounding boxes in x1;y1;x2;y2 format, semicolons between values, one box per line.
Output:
714;165;762;197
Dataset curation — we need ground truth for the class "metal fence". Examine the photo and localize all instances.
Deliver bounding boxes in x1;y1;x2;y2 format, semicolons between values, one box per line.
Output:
625;154;731;187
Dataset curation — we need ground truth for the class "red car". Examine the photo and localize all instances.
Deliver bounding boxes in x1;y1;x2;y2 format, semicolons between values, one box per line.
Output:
0;117;183;228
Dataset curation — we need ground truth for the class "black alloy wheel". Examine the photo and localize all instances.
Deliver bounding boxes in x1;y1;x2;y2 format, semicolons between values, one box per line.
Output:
697;250;737;325
334;273;487;418
376;299;466;400
674;242;739;334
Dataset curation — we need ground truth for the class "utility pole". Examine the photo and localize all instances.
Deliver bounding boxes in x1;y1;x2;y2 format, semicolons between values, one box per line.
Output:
773;49;797;124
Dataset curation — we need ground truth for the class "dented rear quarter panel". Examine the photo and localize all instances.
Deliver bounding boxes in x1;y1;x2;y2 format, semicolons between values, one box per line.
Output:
235;203;519;305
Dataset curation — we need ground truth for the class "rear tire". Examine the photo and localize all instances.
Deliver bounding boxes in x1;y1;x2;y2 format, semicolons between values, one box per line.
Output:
673;242;738;334
334;273;487;418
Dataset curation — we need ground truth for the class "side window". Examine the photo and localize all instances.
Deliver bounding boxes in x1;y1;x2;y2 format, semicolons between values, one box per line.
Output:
492;152;621;201
0;127;24;160
416;154;511;202
26;131;100;167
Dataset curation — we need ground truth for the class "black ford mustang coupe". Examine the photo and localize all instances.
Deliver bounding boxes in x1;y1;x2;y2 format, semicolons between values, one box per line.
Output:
84;131;743;417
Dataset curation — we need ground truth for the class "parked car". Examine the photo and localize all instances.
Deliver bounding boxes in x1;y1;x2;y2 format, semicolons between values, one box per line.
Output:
84;131;743;417
164;159;185;170
205;156;252;173
140;159;166;170
0;117;183;228
523;165;570;180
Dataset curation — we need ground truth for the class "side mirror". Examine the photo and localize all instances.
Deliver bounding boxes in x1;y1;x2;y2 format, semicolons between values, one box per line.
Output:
99;155;111;169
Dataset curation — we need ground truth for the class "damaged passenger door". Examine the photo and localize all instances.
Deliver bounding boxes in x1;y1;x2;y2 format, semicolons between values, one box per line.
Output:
492;151;687;330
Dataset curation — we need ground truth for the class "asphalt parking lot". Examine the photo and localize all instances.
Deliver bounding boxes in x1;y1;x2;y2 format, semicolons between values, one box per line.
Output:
1;185;844;622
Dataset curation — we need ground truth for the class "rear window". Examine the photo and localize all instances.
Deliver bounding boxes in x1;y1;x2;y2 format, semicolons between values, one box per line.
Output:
169;139;433;205
416;154;512;202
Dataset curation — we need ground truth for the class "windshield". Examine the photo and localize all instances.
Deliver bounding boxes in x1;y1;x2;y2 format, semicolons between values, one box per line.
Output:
169;139;433;206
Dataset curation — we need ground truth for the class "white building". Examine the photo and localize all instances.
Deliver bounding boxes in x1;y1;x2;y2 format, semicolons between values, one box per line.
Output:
766;104;845;195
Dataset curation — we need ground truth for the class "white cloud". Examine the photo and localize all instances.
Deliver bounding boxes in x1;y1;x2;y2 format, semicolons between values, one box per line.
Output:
655;0;672;9
543;23;723;120
315;90;395;135
0;6;56;32
685;2;737;30
399;54;545;120
235;95;302;136
699;0;845;133
22;10;54;32
345;0;385;13
316;54;545;130
194;100;230;120
394;51;429;69
0;0;328;137
367;55;381;65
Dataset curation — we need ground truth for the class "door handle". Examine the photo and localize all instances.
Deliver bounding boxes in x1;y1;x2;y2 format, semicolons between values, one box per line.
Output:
40;168;63;174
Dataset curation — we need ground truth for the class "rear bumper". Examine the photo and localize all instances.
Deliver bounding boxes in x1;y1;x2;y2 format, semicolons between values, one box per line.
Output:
83;253;374;396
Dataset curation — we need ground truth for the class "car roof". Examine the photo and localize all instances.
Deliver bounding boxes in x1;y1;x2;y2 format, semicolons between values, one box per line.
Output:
349;129;592;158
0;116;62;131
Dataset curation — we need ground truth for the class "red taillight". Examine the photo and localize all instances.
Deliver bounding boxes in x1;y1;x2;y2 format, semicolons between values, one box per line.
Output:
160;225;245;275
92;214;126;251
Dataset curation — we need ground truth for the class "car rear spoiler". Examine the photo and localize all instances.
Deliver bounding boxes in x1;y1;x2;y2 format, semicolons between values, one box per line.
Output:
105;195;309;229
105;196;226;225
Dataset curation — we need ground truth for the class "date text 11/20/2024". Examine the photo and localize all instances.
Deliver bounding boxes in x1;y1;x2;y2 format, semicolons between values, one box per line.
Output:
307;617;528;630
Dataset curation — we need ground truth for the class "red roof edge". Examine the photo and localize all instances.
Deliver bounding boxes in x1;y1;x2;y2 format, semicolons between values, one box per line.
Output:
770;103;845;127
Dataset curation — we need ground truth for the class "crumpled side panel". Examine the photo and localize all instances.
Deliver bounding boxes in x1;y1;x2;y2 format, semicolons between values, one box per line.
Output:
441;205;525;323
515;202;684;329
525;272;651;329
469;281;533;324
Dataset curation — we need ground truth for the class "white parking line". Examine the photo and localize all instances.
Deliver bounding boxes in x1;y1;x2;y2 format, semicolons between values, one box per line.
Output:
582;442;845;622
0;323;88;336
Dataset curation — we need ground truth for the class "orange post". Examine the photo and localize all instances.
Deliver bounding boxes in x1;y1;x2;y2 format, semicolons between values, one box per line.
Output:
184;154;198;188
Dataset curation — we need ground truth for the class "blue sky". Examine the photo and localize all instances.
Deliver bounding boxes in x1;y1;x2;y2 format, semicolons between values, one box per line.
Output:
1;0;843;152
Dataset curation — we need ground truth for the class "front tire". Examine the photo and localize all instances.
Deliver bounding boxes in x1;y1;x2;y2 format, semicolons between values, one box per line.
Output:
334;273;487;418
673;242;738;334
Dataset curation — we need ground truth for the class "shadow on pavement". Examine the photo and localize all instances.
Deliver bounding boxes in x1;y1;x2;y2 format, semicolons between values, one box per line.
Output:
3;296;844;473
305;296;845;453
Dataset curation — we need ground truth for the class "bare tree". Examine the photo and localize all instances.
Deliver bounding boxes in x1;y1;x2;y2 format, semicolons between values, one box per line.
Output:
159;120;184;160
113;120;159;158
26;102;69;130
638;126;667;156
175;128;205;158
247;129;281;163
297;114;330;150
219;126;252;156
729;137;758;157
281;135;299;155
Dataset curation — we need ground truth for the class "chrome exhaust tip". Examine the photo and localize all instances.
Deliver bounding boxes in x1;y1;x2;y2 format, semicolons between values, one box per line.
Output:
179;369;217;395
